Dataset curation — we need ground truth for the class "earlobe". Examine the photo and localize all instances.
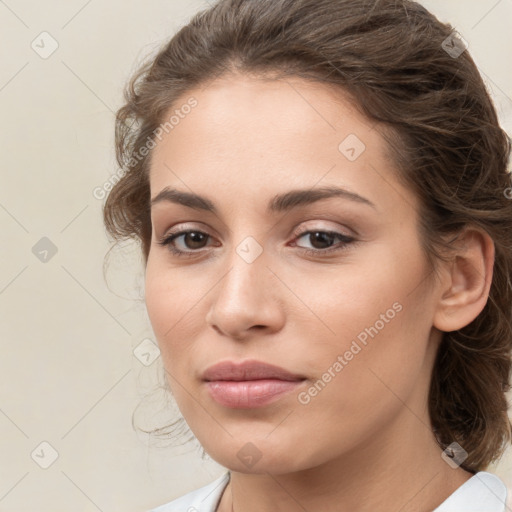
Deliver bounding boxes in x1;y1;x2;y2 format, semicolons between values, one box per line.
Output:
433;227;495;333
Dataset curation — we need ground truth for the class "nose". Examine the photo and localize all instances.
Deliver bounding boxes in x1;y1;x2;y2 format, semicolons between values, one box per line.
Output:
205;247;285;341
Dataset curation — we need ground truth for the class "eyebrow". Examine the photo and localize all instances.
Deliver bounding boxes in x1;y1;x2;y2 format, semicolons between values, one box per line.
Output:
150;185;377;214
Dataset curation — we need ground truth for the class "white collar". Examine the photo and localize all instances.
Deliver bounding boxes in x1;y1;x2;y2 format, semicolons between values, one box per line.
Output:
150;470;509;511
433;471;508;511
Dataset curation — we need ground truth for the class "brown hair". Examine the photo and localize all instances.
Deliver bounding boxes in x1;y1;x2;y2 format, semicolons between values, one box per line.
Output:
103;0;512;472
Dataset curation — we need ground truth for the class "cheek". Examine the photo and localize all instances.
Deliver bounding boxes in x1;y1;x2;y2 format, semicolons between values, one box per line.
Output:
144;269;172;340
291;301;429;455
144;261;195;358
293;248;432;402
144;258;220;397
145;254;199;329
144;271;197;405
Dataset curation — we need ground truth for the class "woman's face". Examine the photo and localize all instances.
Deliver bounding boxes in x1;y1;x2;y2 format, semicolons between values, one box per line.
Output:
145;74;445;474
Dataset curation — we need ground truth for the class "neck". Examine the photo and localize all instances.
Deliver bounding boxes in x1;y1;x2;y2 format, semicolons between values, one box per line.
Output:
218;410;473;512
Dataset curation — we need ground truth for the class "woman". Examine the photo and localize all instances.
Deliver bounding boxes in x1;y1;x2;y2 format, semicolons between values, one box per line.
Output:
103;0;512;510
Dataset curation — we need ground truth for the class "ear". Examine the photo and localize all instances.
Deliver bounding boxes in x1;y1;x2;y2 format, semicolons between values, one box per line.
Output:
433;227;495;333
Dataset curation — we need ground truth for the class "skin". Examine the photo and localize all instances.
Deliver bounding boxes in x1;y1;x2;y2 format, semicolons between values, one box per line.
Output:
144;73;494;512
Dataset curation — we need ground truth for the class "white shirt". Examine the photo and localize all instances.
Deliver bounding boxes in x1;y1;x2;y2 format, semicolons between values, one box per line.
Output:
148;471;510;512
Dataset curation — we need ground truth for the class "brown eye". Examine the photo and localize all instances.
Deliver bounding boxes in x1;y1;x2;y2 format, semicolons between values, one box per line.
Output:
157;230;213;257
292;230;355;256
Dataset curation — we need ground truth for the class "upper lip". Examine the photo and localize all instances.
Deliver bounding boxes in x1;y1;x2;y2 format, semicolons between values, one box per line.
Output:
202;360;305;382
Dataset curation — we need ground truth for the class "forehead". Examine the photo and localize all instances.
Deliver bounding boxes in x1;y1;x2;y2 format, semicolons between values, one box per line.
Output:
153;73;375;149
148;73;412;215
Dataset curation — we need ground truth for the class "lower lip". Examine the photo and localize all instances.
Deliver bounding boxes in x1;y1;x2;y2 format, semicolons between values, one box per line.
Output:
205;379;305;408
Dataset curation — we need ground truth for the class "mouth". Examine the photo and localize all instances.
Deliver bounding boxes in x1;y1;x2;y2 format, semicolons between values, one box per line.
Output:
202;360;307;408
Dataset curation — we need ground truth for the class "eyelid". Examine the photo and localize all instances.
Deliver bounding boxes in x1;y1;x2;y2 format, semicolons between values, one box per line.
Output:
159;219;354;244
290;220;355;240
158;221;213;238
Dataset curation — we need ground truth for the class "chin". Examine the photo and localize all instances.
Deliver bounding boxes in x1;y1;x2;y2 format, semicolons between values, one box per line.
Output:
202;439;318;476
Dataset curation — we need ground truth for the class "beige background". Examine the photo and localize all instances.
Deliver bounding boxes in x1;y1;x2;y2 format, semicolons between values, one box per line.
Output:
0;1;511;511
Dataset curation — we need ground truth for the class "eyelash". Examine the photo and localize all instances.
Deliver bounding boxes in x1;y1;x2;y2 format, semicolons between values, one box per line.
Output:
156;228;356;258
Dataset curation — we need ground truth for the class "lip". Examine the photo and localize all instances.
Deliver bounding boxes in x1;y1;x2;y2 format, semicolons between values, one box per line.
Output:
202;359;305;382
202;360;306;408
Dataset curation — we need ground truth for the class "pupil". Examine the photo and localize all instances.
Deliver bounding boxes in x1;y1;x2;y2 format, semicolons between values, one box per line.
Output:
187;232;206;249
311;232;333;249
